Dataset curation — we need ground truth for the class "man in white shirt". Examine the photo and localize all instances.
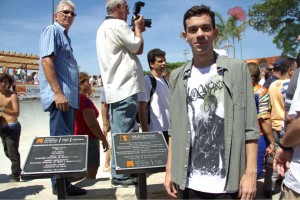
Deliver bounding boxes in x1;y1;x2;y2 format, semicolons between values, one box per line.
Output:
138;48;169;144
96;0;146;187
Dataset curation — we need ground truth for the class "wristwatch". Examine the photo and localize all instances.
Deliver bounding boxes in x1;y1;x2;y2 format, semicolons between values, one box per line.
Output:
278;142;293;151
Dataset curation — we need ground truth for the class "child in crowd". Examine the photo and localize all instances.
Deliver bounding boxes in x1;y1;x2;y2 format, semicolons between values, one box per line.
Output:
0;74;21;182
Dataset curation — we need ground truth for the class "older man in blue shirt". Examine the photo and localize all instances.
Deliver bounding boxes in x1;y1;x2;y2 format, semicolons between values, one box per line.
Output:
39;0;85;197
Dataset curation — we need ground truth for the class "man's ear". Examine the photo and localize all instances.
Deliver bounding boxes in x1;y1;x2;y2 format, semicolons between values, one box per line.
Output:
213;27;219;39
181;31;188;42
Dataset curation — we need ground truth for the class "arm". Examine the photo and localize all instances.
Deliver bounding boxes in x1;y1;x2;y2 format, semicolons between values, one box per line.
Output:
101;102;110;137
261;118;275;154
133;15;145;55
138;101;149;132
281;113;300;147
1;93;19;117
83;108;108;151
239;140;258;200
41;55;69;112
164;139;177;198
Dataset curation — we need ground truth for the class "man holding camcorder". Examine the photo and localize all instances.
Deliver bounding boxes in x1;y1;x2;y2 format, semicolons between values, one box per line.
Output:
96;0;147;187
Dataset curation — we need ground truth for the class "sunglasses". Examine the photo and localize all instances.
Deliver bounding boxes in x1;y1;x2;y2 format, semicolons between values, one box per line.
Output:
59;10;77;17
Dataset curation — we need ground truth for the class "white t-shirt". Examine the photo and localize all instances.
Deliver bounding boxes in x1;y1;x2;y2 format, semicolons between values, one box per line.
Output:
283;144;300;194
96;18;145;103
138;75;169;132
186;64;227;193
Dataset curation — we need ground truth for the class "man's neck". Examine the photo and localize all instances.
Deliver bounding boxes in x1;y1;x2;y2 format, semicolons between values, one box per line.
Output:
280;74;290;80
150;70;163;78
192;51;216;68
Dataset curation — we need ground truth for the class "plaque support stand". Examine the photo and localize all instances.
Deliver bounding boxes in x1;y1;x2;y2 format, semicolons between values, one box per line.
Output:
56;177;67;199
138;173;147;199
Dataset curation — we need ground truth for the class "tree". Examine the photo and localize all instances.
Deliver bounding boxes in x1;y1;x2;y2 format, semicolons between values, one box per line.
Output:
249;0;300;56
215;9;247;58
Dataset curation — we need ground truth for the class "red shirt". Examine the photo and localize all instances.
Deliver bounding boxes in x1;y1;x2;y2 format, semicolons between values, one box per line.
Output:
74;94;99;139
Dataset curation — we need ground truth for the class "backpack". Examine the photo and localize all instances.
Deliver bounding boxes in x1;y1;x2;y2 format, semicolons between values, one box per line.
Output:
136;74;169;124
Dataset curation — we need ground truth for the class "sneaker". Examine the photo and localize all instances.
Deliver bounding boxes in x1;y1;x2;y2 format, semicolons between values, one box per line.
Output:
9;178;20;182
52;190;57;195
66;185;87;196
111;178;138;188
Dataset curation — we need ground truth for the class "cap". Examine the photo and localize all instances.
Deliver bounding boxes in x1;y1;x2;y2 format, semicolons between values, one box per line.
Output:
274;58;284;69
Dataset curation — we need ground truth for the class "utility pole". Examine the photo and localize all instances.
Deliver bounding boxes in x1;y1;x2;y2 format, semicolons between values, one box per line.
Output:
183;49;189;62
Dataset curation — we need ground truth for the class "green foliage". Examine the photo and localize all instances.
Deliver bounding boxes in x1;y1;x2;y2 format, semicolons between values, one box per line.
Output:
166;62;186;71
143;62;186;74
250;0;300;56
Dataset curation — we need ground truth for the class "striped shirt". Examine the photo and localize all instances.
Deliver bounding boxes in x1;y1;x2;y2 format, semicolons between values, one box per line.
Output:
254;84;271;135
39;22;79;111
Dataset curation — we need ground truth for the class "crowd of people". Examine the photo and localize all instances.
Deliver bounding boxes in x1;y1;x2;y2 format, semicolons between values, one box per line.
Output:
1;0;300;199
0;65;39;85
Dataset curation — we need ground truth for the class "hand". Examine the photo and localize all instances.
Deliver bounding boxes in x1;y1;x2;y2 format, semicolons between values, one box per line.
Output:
164;169;177;198
54;93;69;112
266;142;275;155
102;124;110;137
273;147;293;176
134;15;146;32
239;172;256;200
102;139;109;153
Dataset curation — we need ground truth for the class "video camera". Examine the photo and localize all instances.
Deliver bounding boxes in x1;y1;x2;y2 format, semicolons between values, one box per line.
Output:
130;1;152;31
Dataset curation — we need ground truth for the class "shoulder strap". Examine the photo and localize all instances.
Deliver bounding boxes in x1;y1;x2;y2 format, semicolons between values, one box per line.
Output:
145;74;157;124
162;76;169;87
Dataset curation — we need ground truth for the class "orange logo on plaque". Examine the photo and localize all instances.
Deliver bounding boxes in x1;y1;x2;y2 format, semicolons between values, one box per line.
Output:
36;138;44;143
120;134;130;142
126;161;134;167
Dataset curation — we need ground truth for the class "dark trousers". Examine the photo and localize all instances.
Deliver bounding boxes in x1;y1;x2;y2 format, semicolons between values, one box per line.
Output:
178;188;238;199
0;122;21;179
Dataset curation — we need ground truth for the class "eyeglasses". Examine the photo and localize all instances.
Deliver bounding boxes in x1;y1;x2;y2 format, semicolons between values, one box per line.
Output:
121;4;130;11
58;10;77;17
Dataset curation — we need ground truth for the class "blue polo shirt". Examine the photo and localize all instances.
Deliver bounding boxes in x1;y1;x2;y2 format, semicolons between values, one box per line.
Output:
39;22;79;111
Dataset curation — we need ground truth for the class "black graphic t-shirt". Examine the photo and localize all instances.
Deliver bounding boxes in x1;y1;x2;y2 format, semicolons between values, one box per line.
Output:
186;64;226;193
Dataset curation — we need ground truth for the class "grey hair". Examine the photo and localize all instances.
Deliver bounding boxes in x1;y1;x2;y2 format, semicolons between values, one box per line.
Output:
106;0;124;14
56;0;76;12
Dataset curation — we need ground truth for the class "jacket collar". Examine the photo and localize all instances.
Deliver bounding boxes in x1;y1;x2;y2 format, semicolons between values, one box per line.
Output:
182;52;229;79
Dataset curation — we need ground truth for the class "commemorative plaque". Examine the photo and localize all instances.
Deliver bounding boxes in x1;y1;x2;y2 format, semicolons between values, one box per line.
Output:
113;132;168;174
22;135;88;179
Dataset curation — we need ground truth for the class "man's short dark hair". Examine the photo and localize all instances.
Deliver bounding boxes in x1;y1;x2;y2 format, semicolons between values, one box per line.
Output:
183;5;216;31
0;73;14;88
147;48;166;69
280;57;296;75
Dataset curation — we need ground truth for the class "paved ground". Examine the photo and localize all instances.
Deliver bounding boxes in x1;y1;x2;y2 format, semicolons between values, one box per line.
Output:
0;99;281;199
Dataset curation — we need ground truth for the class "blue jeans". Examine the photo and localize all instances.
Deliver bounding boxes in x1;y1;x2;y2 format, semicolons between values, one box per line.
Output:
110;94;138;180
257;134;269;178
1;122;21;179
46;102;75;190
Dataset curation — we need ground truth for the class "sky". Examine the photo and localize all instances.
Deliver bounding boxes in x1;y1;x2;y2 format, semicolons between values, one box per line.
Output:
0;0;285;75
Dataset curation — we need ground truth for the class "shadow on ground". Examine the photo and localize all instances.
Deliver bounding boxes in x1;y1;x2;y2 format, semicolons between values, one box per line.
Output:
0;185;44;199
0;174;9;183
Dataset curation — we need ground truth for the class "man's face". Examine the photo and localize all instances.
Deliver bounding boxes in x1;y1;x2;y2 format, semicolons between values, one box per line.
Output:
119;1;129;22
289;62;298;76
150;56;166;72
54;4;75;30
182;14;218;56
